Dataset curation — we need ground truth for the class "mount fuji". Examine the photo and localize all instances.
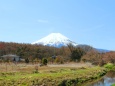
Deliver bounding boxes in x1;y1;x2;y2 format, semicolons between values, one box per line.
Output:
32;33;78;47
32;33;110;52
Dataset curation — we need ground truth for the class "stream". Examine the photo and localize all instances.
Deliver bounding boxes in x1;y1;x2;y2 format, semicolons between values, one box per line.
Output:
85;71;115;86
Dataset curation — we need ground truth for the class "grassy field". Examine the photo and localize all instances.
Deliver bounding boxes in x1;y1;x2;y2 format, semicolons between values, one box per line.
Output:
0;63;107;86
112;83;115;86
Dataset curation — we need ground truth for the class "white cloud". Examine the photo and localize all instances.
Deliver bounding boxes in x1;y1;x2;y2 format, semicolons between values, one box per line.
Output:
37;19;49;23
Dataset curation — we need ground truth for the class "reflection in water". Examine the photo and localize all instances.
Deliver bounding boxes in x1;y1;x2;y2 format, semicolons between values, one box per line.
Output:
86;71;115;86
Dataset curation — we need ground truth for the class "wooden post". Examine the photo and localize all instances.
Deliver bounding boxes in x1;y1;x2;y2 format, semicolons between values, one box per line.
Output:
35;65;38;73
6;63;7;72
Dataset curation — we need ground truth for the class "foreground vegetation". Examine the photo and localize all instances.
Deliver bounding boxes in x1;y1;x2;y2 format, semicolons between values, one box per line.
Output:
104;63;115;71
112;83;115;86
0;42;115;86
0;66;107;86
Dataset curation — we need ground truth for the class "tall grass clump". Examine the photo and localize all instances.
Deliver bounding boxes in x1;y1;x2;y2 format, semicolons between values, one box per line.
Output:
112;83;115;86
104;63;115;71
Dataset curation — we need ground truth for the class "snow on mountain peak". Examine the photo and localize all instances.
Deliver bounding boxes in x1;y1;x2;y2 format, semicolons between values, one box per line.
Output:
32;33;78;47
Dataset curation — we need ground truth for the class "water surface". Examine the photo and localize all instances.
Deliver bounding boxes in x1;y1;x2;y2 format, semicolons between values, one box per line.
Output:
86;71;115;86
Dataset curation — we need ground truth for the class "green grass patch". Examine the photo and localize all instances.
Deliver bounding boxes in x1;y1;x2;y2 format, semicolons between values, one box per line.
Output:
0;66;107;86
112;83;115;86
104;63;115;71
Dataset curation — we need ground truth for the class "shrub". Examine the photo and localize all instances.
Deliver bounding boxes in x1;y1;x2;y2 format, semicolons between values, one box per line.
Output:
55;56;64;64
104;63;115;70
25;58;29;63
42;58;48;65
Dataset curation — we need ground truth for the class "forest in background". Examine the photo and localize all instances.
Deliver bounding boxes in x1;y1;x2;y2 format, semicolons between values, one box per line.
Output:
0;42;115;66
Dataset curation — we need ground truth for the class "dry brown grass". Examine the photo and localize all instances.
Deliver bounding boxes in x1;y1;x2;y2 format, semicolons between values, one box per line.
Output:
0;62;93;73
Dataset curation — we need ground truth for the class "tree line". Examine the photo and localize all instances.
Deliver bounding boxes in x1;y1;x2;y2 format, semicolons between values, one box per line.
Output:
0;42;115;66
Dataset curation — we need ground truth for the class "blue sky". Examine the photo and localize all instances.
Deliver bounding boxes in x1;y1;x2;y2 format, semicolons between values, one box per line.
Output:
0;0;115;50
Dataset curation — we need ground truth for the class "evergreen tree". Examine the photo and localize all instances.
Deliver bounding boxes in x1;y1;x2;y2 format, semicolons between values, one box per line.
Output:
42;58;48;65
71;48;85;61
25;58;29;63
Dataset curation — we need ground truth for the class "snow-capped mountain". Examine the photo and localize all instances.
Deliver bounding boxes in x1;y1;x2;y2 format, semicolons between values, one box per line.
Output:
32;33;78;47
